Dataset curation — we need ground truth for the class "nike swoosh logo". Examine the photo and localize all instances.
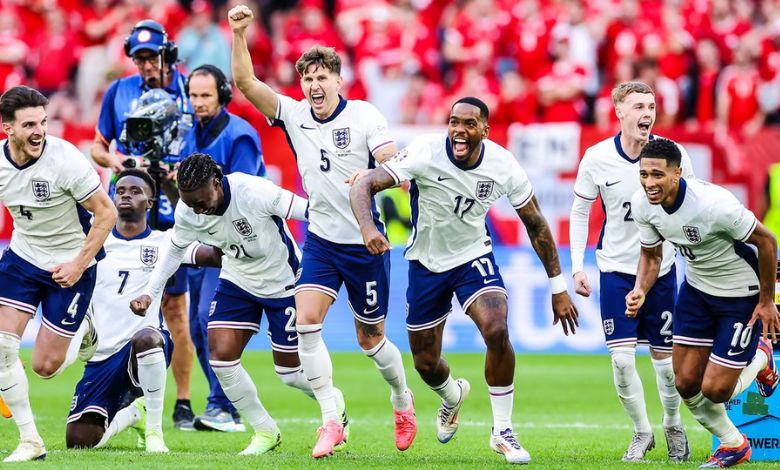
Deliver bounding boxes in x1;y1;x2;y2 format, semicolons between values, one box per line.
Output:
0;384;17;392
726;349;744;357
605;180;621;187
300;124;316;130
437;176;451;181
62;319;76;325
363;305;380;315
287;335;297;342
664;337;672;343
146;388;161;393
207;230;218;235
483;278;499;284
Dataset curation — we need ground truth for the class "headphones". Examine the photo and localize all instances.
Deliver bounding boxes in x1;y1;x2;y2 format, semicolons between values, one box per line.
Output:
124;20;178;64
185;64;232;105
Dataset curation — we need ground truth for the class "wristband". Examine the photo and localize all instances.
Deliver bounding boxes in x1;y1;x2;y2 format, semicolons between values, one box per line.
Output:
550;274;567;295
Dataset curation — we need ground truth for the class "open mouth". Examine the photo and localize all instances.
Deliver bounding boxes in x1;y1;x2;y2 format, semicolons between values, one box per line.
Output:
452;137;469;155
28;136;43;153
311;92;325;106
645;187;661;200
638;122;651;133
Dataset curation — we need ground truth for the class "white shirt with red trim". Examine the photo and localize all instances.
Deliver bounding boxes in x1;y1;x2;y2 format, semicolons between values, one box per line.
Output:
271;94;394;244
0;136;102;270
382;134;534;273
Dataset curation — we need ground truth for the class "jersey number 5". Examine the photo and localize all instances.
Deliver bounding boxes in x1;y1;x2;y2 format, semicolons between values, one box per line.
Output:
320;149;330;172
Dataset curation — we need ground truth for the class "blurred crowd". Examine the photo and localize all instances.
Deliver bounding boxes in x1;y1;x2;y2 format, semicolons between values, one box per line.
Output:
2;0;780;139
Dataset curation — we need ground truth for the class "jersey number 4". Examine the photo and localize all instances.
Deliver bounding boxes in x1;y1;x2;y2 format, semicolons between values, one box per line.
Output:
19;205;33;220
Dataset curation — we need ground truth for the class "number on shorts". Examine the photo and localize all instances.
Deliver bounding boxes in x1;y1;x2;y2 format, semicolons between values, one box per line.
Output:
471;257;495;278
284;306;297;333
117;270;130;294
365;281;378;307
660;310;672;337
66;293;81;319
730;322;752;349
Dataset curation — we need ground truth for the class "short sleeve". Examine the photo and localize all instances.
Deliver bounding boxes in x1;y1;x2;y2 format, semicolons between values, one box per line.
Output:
269;93;305;127
573;152;598;201
61;143;101;203
715;192;757;242
679;144;696;179
504;160;534;209
381;137;431;184
239;176;298;219
360;102;394;155
631;190;663;248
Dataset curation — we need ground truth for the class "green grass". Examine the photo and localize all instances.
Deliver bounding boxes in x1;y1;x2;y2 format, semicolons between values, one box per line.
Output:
1;352;779;468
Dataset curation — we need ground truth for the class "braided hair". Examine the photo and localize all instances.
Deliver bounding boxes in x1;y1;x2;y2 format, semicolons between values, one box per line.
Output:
177;152;223;192
116;168;157;198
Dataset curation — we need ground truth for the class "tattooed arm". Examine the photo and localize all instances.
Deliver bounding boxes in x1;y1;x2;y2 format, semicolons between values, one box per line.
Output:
349;167;397;255
517;196;580;335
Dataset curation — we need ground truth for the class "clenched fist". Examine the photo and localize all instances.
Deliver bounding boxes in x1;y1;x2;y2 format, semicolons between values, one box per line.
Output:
130;294;152;317
228;5;254;33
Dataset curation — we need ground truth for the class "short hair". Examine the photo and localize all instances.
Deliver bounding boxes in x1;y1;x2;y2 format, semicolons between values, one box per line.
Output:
611;81;654;105
177;152;223;192
0;86;48;123
295;46;342;77
116;169;157;198
639;138;681;168
452;96;490;122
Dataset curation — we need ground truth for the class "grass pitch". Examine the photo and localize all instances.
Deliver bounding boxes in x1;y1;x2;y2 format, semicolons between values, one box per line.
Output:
1;352;779;469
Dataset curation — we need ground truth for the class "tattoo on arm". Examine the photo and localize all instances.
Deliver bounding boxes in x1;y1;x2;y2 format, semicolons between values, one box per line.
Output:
517;196;561;277
350;167;396;230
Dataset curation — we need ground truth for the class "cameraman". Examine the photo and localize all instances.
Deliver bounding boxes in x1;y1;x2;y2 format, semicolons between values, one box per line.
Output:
89;20;196;431
180;64;265;432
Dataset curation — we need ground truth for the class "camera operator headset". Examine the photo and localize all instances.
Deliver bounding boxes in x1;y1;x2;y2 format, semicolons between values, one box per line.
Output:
178;64;266;430
89;19;195;427
91;19;192;230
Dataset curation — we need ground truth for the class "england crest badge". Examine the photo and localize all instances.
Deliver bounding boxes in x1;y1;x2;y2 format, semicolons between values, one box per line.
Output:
475;180;494;200
332;128;350;149
31;180;50;201
140;245;158;266
603;319;615;335
683;225;701;243
232;218;253;236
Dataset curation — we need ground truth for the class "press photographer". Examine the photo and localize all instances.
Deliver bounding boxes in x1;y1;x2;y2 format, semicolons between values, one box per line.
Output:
89;19;196;430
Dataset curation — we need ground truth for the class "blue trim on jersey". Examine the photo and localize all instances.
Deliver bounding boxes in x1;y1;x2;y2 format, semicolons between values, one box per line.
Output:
663;178;687;214
734;240;760;278
215;176;231;216
271;120;298;162
613;133;654;163
405;180;420;256
78;204;105;261
271;215;300;275
596;197;606;250
445;137;485;170
111;226;152;241
3;141;42;170
311;96;347;124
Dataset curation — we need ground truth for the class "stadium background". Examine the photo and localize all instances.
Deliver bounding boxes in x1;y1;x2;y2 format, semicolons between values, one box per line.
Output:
1;0;780;353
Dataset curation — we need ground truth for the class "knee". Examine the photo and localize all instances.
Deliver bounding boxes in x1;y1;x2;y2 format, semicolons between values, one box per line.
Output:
412;352;438;378
65;424;101;449
675;374;701;399
701;381;732;404
480;321;509;348
610;348;636;377
131;330;164;354
208;343;236;363
32;357;62;380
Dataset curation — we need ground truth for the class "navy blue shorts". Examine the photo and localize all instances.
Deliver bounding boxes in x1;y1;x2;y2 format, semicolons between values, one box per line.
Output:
0;248;97;338
208;279;297;354
406;253;506;331
68;328;172;424
296;231;390;325
674;280;760;369
599;269;677;352
164;266;189;295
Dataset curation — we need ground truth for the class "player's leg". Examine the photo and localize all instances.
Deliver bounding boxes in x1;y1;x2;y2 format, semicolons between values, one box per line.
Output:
207;280;280;454
599;271;654;461
641;269;688;461
457;255;530;464
266;296;314;398
65;414;105;449
161;279;195;430
130;327;171;452
294;234;345;457
0;306;43;462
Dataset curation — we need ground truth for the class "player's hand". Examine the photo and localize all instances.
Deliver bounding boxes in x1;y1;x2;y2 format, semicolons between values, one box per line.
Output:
345;168;371;186
748;300;780;343
551;291;579;336
228;5;254;33
107;153;128;174
573;271;592;297
130;295;152;317
361;228;391;255
50;261;86;288
625;288;646;318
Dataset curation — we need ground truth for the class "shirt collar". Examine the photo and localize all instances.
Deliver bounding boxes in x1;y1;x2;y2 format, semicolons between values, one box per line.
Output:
445;137;485;171
310;95;347;124
111;225;152;240
214;176;231;216
663;177;687;214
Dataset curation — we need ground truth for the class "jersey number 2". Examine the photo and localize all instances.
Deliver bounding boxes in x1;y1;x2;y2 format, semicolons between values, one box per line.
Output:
622;202;633;222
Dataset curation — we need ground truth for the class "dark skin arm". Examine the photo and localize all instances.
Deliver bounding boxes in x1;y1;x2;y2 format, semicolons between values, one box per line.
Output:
745;222;780;341
349;166;397;255
191;245;223;268
625;244;663;317
516;196;579;335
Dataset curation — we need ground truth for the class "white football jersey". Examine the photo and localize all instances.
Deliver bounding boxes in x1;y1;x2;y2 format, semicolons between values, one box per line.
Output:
271;94;394;244
632;178;759;298
171;172;302;298
382;135;534;273
90;228;171;362
0;136;102;270
572;134;694;275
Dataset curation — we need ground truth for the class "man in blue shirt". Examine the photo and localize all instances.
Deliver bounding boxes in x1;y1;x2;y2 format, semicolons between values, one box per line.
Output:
89;19;196;431
180;63;265;432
